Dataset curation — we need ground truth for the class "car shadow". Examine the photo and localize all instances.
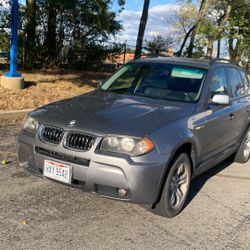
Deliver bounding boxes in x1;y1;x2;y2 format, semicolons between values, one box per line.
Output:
184;156;234;208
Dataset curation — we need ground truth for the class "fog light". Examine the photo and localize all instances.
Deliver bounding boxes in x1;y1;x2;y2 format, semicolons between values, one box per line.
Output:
118;188;127;197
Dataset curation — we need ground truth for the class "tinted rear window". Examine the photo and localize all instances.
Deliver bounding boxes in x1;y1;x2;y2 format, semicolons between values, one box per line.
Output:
239;70;250;94
227;68;245;97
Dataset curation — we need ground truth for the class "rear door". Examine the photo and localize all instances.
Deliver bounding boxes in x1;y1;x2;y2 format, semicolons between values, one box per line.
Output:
226;67;249;142
239;70;250;124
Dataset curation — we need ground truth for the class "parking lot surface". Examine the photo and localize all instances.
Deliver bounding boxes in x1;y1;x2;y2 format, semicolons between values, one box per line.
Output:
0;121;250;250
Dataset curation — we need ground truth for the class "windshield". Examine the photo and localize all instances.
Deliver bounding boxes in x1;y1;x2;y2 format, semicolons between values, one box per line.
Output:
101;62;207;103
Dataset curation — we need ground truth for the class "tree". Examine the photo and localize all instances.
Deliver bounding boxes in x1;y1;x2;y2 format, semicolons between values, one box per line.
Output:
186;0;211;57
174;3;197;56
175;0;236;59
64;0;124;69
25;0;37;69
228;0;250;65
0;1;11;53
14;0;125;68
43;0;58;65
134;0;150;59
196;0;232;58
176;0;211;57
145;35;173;54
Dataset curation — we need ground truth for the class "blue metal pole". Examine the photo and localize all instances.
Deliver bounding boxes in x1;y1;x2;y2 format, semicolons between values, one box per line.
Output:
5;0;21;78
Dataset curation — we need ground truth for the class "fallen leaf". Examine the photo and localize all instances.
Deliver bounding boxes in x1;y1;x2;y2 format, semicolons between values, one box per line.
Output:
1;160;7;165
21;220;28;225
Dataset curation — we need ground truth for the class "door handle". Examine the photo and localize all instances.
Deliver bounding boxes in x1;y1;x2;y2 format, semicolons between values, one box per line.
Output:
228;113;234;120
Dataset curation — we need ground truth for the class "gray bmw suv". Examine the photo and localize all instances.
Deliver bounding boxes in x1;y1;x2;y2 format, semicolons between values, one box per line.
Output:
17;57;250;217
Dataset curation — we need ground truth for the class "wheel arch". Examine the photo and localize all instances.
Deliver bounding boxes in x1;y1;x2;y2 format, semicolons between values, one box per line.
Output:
234;122;250;163
153;140;197;207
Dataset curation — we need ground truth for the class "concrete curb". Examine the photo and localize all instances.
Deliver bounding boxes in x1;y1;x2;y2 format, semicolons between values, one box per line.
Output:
0;109;33;119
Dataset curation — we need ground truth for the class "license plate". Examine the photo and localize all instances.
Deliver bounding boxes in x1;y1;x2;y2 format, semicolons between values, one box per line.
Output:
44;160;72;184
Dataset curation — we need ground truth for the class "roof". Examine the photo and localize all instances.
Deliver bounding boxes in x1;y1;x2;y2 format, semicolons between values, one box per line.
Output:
133;56;240;70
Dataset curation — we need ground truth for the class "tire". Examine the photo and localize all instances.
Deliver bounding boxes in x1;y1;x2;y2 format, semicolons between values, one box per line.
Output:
152;153;191;218
234;127;250;164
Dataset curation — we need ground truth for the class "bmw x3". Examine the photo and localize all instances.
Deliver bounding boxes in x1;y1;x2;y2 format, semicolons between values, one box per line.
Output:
17;57;250;217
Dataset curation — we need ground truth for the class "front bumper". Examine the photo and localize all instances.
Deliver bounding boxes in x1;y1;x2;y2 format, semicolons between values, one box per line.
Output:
17;131;169;205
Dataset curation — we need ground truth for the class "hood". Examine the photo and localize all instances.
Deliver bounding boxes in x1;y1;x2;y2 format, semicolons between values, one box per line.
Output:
31;90;195;137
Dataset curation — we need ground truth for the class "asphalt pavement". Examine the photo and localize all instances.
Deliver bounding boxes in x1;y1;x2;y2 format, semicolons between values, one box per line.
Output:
0;121;250;250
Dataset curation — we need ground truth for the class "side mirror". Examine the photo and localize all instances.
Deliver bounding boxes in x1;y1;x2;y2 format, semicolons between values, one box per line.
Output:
211;94;230;105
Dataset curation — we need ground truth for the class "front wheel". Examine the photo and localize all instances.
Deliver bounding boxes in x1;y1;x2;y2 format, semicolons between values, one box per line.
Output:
152;153;191;218
234;128;250;163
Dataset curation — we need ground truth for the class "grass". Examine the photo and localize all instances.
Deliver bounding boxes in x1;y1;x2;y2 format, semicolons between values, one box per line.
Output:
0;70;111;111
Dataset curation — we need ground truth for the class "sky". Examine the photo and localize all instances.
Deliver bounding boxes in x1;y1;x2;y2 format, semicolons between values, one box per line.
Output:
114;0;181;45
123;0;178;11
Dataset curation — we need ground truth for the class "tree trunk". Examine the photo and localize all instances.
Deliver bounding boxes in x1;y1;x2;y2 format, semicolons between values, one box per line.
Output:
211;2;232;59
186;0;210;57
176;25;195;57
206;38;214;58
187;25;198;57
217;39;221;58
229;38;240;62
25;0;36;69
134;0;150;59
228;36;234;59
213;3;232;40
58;8;65;52
44;1;57;65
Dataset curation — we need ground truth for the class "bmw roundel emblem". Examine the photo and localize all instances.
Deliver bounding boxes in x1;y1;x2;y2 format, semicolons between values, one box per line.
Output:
68;120;77;127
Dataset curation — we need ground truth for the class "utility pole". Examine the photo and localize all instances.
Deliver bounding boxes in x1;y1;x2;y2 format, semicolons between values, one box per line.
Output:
123;43;127;64
1;0;24;90
134;0;150;60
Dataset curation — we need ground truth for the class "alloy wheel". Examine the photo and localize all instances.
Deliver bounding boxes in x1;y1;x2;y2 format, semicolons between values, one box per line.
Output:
169;162;189;209
243;131;250;160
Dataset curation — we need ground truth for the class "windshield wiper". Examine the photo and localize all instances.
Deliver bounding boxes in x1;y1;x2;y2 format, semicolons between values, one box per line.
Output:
106;89;165;101
131;92;164;100
106;89;128;94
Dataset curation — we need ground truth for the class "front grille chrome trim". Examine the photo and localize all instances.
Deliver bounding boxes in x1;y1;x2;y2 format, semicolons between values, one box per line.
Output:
39;125;64;145
39;125;96;152
64;131;96;151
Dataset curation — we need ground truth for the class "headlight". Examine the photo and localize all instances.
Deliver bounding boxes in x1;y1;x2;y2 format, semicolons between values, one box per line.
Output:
100;136;155;156
23;117;39;131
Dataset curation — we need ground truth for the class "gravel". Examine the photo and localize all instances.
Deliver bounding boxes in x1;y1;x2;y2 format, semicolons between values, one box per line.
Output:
0;122;250;250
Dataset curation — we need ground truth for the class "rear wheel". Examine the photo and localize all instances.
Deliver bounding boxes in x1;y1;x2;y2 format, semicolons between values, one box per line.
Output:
234;128;250;163
152;153;191;218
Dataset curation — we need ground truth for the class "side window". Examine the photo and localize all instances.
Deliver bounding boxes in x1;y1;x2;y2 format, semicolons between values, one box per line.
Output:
227;68;245;97
209;68;228;99
239;70;250;94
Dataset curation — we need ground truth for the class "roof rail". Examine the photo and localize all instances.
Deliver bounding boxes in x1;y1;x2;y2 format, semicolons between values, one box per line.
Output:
210;58;235;65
